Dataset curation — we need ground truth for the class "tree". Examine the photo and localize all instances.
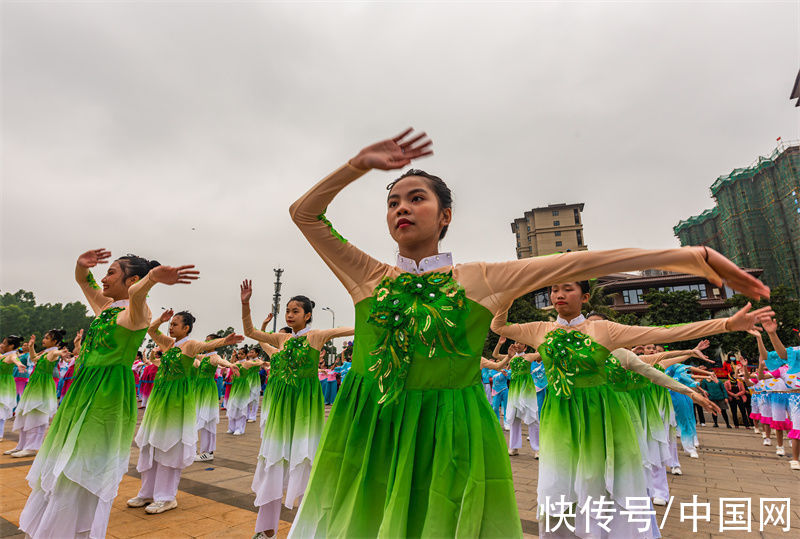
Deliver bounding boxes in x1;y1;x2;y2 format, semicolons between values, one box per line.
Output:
584;281;617;320
0;289;93;348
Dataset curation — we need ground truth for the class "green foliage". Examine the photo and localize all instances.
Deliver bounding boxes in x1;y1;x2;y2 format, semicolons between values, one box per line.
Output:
642;289;704;325
0;289;93;348
583;282;617;320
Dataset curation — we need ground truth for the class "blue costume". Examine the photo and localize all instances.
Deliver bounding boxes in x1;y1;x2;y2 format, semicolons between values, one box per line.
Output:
491;370;510;424
666;364;699;456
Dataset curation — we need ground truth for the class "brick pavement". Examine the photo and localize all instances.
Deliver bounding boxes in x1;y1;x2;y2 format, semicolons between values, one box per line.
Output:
2;408;798;538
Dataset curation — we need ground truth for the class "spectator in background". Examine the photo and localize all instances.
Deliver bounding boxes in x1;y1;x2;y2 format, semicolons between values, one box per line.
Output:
701;373;732;428
725;368;750;429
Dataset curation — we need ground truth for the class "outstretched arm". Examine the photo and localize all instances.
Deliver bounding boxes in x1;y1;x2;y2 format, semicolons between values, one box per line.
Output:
240;281;291;347
492;337;507;361
762;318;787;360
187;333;245;356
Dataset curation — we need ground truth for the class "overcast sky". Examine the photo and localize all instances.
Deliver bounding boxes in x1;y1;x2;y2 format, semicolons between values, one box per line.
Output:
2;1;798;345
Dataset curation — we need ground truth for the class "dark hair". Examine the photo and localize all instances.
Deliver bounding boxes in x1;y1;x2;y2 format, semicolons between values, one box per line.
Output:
280;326;292;334
206;333;221;340
288;295;315;324
586;311;608;320
45;328;66;347
387;169;453;240
116;254;161;280
5;335;22;349
137;351;144;359
549;281;591;295
174;311;195;334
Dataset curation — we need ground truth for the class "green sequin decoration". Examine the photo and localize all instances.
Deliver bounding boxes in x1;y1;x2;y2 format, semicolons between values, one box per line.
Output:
605;355;629;390
155;347;187;380
509;355;531;380
270;336;311;387
367;271;470;405
540;328;603;398
199;356;217;377
317;212;347;244
80;306;124;361
86;271;101;290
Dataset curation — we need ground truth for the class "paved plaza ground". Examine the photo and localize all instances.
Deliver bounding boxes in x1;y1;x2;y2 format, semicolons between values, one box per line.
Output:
2;405;798;538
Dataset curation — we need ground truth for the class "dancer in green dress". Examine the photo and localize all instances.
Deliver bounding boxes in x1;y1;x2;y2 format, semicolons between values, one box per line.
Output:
491;280;771;538
226;346;266;435
10;332;67;457
285;128;769;538
129;309;242;514
19;249;199;538
240;280;353;539
0;335;26;442
194;334;239;462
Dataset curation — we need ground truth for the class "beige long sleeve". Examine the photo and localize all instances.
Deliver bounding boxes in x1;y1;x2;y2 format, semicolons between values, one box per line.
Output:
242;302;291;348
613;348;694;396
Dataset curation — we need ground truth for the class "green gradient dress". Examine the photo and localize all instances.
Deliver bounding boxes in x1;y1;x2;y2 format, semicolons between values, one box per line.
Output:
605;355;651;469
195;355;220;435
134;345;197;471
289;273;521;538
227;362;258;431
251;334;324;512
13;348;59;439
507;354;539;425
536;329;652;538
20;303;148;538
0;358;16;429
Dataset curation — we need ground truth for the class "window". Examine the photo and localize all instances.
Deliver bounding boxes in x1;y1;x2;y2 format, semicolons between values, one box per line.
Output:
661;283;707;299
553;221;560;226
527;225;530;232
622;289;644;304
555;231;561;237
576;230;583;245
534;290;551;308
552;210;559;216
555;241;562;247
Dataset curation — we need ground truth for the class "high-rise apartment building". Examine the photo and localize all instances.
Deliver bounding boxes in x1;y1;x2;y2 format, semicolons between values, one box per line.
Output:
511;203;587;259
674;142;800;295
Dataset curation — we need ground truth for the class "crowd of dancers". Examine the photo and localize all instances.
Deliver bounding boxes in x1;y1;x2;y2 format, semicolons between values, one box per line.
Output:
1;129;797;539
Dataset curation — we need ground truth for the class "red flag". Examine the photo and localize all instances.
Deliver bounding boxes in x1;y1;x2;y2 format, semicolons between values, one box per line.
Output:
777;136;782;141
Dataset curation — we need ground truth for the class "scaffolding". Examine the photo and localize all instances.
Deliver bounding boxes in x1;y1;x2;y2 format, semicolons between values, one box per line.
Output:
674;141;800;295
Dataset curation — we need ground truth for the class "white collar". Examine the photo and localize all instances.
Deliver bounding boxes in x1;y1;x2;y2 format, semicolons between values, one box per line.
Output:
108;299;129;309
556;314;587;327
43;347;58;353
396;252;453;275
2;350;16;357
174;337;190;347
293;327;311;338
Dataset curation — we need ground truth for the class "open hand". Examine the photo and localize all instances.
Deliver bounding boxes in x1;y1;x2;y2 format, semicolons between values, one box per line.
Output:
77;249;111;269
704;248;770;300
726;304;775;332
262;312;274;327
150;265;199;285
222;334;245;347
349;128;433;171
240;280;253;304
159;309;174;324
761;317;779;334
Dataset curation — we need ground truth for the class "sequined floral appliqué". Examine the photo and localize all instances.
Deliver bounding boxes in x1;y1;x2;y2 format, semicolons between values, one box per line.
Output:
540;328;604;398
80;306;124;360
271;336;311;387
367;271;469;405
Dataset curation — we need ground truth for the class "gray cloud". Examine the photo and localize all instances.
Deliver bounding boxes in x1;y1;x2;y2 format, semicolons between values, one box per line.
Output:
2;2;798;341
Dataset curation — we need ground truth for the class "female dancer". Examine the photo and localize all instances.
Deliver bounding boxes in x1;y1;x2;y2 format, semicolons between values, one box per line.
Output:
1;335;26;441
195;334;239;462
226;346;264;435
491;281;769;536
9;332;66;457
19;249;197;538
246;346;264;423
285;128;768;538
129;309;242;514
57;331;82;403
139;349;159;408
498;339;541;457
241;280;353;539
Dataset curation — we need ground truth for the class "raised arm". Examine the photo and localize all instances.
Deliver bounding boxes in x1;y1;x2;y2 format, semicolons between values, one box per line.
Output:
492;337;507;361
240;281;290;347
762;317;787;360
75;249;113;315
603;303;774;349
480;356;510;371
490;309;542;346
289;130;432;303
148;310;176;351
480;247;769;315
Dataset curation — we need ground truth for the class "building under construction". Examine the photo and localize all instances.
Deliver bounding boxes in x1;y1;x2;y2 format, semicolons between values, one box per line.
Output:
674;142;800;296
